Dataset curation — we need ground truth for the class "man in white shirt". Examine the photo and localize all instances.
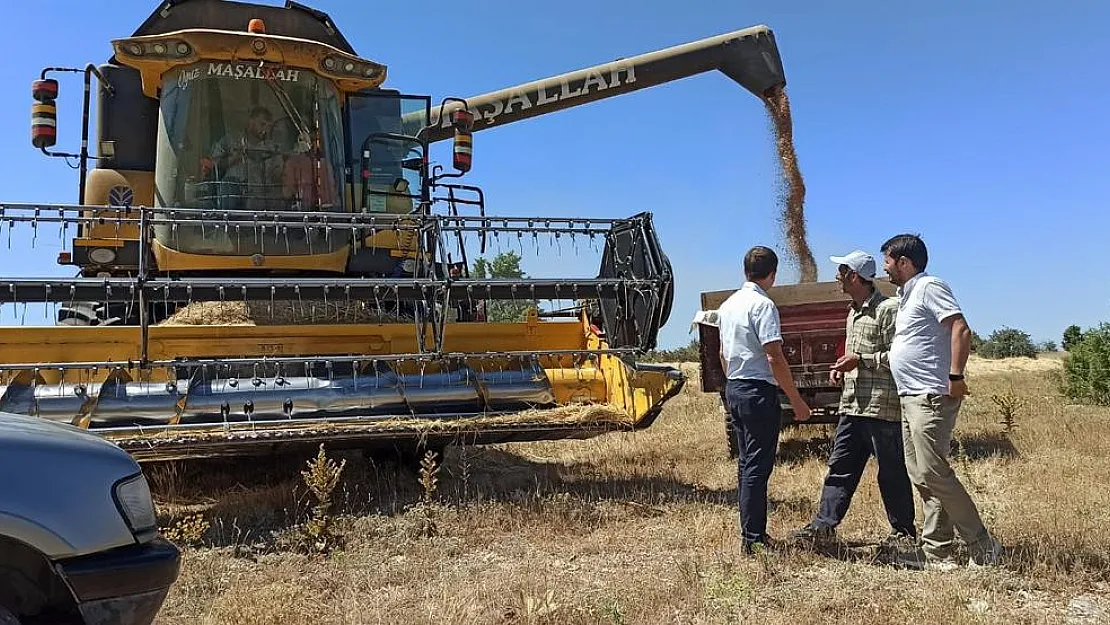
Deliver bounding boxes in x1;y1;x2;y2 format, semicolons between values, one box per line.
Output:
881;233;1002;569
718;246;811;554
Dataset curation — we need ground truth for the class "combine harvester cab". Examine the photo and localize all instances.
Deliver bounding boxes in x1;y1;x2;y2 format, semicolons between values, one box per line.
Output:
4;0;790;462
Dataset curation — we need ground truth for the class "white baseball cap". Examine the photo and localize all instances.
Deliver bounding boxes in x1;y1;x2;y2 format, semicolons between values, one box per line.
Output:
830;250;877;280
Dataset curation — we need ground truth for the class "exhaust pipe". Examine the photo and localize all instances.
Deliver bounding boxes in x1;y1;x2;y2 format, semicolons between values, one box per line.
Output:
423;25;786;142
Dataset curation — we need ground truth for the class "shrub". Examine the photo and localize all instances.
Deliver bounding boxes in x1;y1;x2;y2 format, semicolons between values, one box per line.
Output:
970;331;984;353
642;340;701;363
978;327;1037;359
1062;323;1110;406
298;444;347;553
991;384;1026;435
1063;325;1084;351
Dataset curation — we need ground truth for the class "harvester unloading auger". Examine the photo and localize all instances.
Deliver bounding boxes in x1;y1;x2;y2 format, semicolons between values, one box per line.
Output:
0;0;792;462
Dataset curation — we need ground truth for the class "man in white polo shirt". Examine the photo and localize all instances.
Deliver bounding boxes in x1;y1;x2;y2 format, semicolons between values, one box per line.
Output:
881;233;1002;569
718;245;811;554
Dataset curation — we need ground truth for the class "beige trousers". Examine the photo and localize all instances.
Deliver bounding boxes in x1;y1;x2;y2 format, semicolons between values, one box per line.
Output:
900;394;992;560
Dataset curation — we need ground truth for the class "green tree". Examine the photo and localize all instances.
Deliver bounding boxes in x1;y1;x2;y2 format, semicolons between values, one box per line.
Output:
643;340;702;363
1037;340;1058;353
970;331;984;353
1062;322;1110;406
1063;325;1084;351
471;251;536;322
978;327;1037;359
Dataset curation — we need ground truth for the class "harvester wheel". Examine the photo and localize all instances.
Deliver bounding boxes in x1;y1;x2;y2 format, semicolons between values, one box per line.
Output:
55;300;177;326
718;390;740;460
56;302;99;326
56;317;90;326
56;302;122;326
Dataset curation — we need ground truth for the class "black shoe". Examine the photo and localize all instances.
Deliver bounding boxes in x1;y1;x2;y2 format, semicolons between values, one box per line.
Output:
789;523;835;544
742;535;778;555
742;541;768;555
879;530;917;549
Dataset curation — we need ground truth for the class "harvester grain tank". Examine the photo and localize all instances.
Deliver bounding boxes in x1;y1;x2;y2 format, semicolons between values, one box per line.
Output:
2;0;791;462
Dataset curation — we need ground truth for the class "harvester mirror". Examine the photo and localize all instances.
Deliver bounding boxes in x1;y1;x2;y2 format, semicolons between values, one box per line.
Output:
451;108;474;173
31;78;59;149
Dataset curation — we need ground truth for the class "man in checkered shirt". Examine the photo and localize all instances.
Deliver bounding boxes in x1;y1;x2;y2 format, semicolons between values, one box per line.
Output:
790;250;917;549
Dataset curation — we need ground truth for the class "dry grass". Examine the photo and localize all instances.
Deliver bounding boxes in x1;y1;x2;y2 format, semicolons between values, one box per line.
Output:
966;351;1067;375
149;355;1110;624
114;405;634;451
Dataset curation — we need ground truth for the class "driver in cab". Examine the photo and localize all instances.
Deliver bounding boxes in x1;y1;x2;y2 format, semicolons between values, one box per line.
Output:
201;106;283;205
202;105;336;211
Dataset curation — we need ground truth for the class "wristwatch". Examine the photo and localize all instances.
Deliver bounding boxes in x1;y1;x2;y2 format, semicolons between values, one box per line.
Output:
948;373;965;381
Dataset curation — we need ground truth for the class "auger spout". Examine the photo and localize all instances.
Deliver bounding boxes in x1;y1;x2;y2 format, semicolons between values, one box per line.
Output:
423;25;786;142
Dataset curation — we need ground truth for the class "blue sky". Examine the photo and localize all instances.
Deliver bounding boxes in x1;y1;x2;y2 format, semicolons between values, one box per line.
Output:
1;0;1108;349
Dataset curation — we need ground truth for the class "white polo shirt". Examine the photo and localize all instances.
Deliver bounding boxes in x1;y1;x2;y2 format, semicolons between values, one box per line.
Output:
889;272;964;396
717;282;782;384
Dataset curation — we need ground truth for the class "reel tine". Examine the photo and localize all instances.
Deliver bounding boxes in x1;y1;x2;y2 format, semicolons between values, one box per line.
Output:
30;206;40;248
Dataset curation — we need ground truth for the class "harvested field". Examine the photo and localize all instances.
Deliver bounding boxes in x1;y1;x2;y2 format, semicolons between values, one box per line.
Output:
965;352;1067;375
149;354;1110;624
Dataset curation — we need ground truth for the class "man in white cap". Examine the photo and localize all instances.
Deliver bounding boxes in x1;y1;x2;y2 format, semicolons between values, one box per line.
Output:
790;250;918;553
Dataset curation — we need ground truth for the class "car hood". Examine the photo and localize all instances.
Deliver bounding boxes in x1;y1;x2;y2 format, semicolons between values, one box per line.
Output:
0;411;138;472
0;411;145;559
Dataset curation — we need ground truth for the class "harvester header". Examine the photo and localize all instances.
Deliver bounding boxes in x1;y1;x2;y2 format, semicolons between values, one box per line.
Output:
4;0;792;463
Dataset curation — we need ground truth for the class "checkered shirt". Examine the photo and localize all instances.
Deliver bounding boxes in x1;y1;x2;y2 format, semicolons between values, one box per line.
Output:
840;290;902;422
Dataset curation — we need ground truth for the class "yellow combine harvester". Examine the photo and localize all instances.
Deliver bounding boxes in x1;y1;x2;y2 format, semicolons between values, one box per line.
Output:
1;0;789;462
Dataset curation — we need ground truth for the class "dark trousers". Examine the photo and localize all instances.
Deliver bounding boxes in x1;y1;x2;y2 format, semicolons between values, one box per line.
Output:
813;415;916;537
725;378;782;547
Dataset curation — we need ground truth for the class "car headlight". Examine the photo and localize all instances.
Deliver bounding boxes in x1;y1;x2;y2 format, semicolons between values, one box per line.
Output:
113;473;157;535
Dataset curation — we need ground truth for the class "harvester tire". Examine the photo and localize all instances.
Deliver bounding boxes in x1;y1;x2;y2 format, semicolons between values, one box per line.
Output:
56;302;122;327
56;303;98;326
720;391;739;460
56;317;90;326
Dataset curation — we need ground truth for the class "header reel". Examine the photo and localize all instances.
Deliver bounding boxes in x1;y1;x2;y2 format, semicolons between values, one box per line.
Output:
0;203;680;461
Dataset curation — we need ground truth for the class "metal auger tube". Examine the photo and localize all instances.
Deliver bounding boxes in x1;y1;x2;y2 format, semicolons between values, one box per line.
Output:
421;25;786;142
0;359;558;429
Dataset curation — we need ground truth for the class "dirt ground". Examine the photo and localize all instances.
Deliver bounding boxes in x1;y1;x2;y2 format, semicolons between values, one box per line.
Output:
147;353;1110;624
